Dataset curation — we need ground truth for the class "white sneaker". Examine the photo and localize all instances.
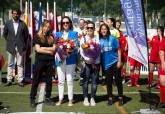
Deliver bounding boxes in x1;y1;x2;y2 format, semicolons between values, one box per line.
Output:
122;80;125;84
83;97;90;106
56;100;62;106
68;100;73;107
90;98;96;106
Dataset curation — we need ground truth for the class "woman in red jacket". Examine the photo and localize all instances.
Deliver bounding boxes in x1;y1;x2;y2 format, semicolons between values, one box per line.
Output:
159;26;165;105
148;26;164;88
116;20;128;83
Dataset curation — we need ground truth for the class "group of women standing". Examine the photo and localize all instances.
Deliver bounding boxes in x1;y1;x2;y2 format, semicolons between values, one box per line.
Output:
29;16;165;108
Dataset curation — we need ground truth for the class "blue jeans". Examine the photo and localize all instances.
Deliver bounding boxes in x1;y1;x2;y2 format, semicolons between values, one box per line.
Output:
83;63;99;98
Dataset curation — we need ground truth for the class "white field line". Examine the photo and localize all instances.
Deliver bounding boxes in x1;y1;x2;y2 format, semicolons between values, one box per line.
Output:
0;91;160;94
8;112;85;114
36;83;45;112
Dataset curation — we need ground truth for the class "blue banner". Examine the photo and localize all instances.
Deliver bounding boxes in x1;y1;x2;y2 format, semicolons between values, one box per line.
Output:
120;0;148;67
38;2;42;32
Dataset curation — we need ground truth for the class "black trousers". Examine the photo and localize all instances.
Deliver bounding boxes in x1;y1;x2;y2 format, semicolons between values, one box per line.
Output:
30;60;53;99
105;63;123;98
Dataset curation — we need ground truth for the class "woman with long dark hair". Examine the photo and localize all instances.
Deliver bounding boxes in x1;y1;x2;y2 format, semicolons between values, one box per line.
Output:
148;26;164;88
99;24;123;106
158;26;165;106
106;18;120;39
116;20;128;83
55;16;78;106
30;20;56;108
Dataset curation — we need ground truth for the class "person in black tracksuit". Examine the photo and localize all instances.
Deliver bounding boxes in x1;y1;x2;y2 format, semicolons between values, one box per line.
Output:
30;20;56;108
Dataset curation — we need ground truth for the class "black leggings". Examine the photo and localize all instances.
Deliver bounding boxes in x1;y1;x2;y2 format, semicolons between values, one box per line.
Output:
105;63;123;98
30;60;53;99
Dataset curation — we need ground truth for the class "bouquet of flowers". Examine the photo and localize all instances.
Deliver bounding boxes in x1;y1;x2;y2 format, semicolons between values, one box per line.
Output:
81;40;101;59
55;38;76;64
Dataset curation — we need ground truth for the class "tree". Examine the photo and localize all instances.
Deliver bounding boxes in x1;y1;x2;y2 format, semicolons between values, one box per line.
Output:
146;0;165;26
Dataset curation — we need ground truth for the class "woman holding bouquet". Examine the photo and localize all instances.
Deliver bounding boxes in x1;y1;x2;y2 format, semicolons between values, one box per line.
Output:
55;16;78;106
30;20;56;108
80;21;100;106
99;24;123;106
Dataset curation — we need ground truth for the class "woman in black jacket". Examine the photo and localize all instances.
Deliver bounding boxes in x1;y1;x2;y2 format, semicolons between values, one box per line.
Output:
30;20;56;108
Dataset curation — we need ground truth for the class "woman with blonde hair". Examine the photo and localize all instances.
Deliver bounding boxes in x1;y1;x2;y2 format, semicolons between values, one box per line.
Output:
30;20;56;108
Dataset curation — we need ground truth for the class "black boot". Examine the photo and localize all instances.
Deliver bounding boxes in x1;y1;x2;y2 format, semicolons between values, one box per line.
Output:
45;98;54;106
30;99;36;108
108;98;113;106
119;97;124;106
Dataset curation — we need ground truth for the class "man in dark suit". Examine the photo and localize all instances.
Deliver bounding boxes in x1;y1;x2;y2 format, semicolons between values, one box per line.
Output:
3;8;29;87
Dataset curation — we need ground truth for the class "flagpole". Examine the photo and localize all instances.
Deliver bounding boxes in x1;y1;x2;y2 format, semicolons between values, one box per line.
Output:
24;0;28;25
54;0;57;32
20;0;22;11
104;0;107;20
71;0;73;20
24;0;27;83
38;0;42;32
29;0;33;38
145;0;148;28
140;2;161;113
30;0;33;80
47;0;49;20
141;0;152;110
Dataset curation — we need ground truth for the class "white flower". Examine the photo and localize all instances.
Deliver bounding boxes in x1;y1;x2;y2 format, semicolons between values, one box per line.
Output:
90;45;94;50
67;44;71;48
59;45;63;49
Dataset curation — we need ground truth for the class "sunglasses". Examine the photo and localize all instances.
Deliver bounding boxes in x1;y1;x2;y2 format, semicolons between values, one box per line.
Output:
12;12;18;15
87;27;94;30
62;22;69;25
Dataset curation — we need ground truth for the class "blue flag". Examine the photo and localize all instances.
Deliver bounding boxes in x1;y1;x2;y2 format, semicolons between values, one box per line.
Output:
120;0;148;67
38;2;42;31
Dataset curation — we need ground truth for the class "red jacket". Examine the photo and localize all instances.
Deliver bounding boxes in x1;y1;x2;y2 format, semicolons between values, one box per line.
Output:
149;35;161;63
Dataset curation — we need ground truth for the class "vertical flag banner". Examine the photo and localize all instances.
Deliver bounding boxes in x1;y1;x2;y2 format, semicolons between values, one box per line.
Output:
53;1;59;33
24;1;28;25
38;1;42;31
29;0;33;38
120;0;148;67
46;0;50;20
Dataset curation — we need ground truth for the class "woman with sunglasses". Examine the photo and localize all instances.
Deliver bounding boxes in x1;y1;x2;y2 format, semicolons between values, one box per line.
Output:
30;20;56;108
99;24;123;106
80;21;100;106
55;16;78;106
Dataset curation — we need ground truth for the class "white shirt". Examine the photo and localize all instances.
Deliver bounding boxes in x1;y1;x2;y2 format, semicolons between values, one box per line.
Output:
80;35;100;64
62;32;68;40
13;21;19;35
